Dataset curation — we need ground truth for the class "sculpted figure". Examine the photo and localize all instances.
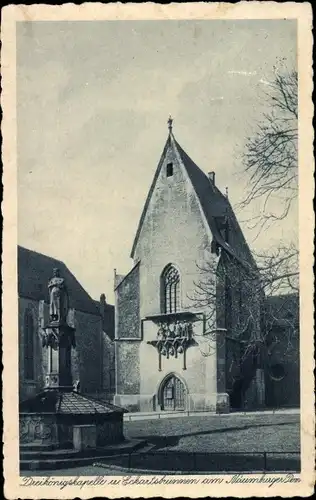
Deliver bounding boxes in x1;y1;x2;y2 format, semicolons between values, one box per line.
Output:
73;379;81;393
48;268;69;323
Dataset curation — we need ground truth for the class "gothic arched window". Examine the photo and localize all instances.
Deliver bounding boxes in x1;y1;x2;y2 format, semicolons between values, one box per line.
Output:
161;265;180;313
24;309;35;380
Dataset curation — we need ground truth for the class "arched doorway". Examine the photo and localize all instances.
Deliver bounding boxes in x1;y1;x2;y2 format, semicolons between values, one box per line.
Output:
159;374;187;411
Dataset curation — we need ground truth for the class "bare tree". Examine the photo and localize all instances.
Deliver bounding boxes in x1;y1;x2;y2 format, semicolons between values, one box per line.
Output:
239;69;299;298
190;246;299;350
240;70;298;230
253;242;299;295
189;245;299;408
190;251;261;354
189;70;300;408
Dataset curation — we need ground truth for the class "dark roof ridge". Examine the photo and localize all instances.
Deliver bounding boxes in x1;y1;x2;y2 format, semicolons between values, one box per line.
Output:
18;245;100;316
18;244;64;264
173;138;208;177
172;138;257;269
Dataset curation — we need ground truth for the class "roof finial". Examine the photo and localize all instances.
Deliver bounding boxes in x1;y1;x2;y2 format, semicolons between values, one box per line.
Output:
167;115;173;133
225;186;229;198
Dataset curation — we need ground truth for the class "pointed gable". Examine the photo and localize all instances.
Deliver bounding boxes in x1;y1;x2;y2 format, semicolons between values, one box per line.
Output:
130;134;173;259
131;128;257;270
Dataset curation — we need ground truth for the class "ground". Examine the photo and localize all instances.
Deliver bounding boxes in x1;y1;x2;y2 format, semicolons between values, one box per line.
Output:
21;413;300;476
125;413;300;453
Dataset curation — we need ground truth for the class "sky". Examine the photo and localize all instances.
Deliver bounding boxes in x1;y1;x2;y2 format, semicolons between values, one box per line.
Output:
17;19;297;303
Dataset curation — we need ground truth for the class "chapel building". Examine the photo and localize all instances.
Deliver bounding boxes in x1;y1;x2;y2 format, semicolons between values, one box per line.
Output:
114;120;269;413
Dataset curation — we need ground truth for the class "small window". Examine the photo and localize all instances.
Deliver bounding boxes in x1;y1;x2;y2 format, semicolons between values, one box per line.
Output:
166;163;173;177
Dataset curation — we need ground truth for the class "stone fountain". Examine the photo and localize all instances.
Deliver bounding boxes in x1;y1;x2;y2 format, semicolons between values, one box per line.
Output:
19;268;128;470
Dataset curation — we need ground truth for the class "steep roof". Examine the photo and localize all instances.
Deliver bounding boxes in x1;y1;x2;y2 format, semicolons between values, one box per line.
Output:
18;245;99;316
131;132;257;270
19;390;126;414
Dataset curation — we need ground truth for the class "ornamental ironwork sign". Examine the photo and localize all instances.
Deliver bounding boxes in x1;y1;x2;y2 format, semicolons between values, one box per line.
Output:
147;318;198;370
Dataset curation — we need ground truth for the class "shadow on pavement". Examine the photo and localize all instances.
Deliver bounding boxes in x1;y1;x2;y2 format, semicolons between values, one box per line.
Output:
102;450;300;474
131;420;298;451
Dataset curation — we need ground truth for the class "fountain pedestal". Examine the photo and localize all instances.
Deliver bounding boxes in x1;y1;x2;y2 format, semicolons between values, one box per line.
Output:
41;320;76;390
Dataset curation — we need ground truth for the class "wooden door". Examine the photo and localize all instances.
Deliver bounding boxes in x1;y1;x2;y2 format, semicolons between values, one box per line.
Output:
162;375;186;411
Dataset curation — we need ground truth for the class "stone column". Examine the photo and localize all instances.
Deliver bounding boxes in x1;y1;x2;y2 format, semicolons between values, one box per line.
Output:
41;269;76;392
42;324;75;390
58;329;73;388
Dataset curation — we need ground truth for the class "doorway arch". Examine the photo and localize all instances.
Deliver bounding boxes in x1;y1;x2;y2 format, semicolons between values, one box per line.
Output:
158;373;188;411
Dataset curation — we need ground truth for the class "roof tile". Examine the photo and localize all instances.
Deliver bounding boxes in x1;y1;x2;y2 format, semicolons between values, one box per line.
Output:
20;390;125;414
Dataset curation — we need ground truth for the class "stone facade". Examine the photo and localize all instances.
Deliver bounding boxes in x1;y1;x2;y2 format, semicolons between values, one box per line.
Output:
114;128;265;413
99;295;116;400
20;413;58;446
19;411;124;448
101;332;116;401
19;297;43;401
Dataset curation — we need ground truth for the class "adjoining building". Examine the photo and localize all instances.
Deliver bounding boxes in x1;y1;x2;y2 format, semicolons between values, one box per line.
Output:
113;120;300;413
18;245;115;402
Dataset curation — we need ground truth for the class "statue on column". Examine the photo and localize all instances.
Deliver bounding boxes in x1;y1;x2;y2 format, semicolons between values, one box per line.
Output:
48;268;69;324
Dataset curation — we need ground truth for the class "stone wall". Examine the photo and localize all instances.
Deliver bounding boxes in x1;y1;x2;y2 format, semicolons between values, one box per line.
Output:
73;310;103;395
19;297;44;401
97;414;124;446
101;332;116;401
115;342;140;410
20;413;124;448
115;263;141;408
19;413;58;445
115;263;140;340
